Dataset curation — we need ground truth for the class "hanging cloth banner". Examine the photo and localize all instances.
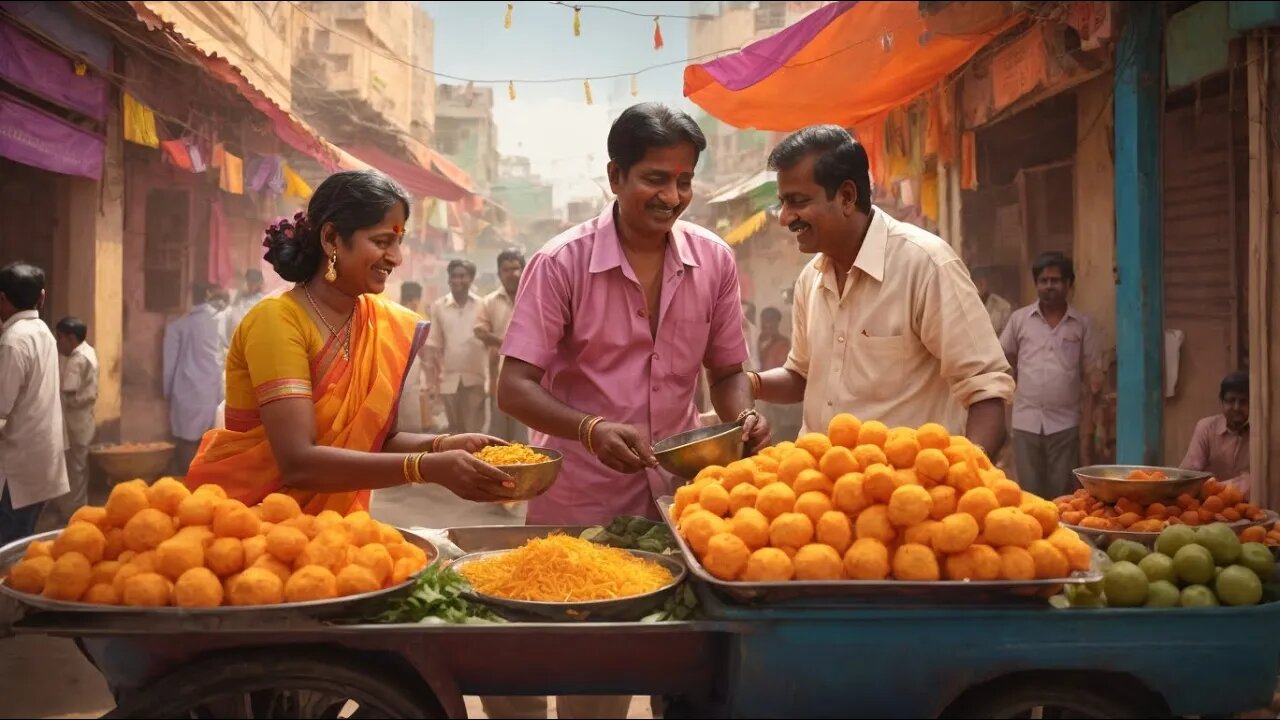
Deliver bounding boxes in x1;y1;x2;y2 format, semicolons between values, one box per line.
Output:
220;151;244;194
0;19;108;120
0;91;103;178
283;164;312;199
122;92;159;147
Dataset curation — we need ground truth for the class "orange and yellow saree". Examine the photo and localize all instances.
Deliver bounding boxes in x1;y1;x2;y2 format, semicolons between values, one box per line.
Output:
185;292;427;514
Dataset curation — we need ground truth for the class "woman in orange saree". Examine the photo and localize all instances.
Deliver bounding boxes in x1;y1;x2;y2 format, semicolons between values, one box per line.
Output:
185;170;513;513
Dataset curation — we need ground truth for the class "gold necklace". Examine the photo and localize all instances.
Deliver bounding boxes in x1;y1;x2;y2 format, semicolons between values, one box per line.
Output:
303;284;353;361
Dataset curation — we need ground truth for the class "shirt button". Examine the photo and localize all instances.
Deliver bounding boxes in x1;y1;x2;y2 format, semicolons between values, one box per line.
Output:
652;352;660;359
838;336;845;343
652;385;659;391
637;310;646;317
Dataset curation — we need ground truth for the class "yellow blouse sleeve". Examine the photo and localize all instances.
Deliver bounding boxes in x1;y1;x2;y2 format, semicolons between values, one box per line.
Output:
238;297;315;406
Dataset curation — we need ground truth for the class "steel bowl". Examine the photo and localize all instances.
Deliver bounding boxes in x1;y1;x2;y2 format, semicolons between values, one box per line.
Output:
488;447;562;501
90;442;175;484
653;421;744;480
451;547;686;622
1072;464;1212;505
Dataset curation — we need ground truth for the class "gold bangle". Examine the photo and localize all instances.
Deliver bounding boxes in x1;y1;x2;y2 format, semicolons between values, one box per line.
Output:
747;371;762;399
577;414;594;445
431;434;450;453
584;416;604;455
409;452;428;484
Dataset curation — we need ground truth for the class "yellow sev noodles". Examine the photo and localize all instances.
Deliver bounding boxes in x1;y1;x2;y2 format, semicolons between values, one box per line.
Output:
473;444;551;466
457;534;673;602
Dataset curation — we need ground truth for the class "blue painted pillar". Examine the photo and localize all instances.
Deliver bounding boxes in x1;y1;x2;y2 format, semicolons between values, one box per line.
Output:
1114;3;1164;465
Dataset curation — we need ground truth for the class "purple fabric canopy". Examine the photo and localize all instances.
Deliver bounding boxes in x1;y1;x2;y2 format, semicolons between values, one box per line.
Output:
0;92;104;179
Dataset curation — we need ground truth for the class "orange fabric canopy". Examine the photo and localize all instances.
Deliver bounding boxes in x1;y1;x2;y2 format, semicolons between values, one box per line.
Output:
684;1;1018;132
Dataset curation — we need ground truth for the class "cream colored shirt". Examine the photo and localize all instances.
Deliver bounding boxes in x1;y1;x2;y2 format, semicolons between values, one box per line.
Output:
476;288;516;392
785;208;1015;435
427;292;487;394
0;311;69;509
60;342;99;447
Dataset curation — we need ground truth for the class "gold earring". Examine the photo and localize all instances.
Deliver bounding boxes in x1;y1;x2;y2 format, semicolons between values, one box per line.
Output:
325;253;338;283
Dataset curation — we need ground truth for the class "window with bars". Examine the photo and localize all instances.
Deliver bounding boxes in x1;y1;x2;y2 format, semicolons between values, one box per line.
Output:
143;189;189;314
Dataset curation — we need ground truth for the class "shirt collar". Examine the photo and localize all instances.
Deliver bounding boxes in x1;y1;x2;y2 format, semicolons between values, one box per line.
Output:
588;202;699;274
817;206;888;283
1217;415;1249;436
1030;303;1083;322
444;293;477;308
2;309;39;331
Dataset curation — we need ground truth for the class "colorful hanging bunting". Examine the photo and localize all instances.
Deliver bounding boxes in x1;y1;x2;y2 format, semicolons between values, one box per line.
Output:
583;79;593;105
630;75;639;97
283;164;312;199
573;6;581;36
504;3;513;29
508;81;516;101
653;18;664;50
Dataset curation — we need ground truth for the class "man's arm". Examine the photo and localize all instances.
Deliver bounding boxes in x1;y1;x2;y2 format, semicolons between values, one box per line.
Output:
701;251;769;450
920;260;1015;454
999;312;1019;378
1179;419;1211;471
473;299;503;348
0;342;26;425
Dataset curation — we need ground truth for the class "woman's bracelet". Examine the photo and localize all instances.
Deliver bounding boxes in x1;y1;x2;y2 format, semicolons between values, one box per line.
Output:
430;434;450;453
403;452;427;485
747;370;762;399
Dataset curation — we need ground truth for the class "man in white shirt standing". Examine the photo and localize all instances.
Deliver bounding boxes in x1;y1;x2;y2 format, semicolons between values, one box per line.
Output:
43;317;98;527
474;248;528;442
222;269;265;348
427;260;488;434
0;262;68;544
164;284;226;475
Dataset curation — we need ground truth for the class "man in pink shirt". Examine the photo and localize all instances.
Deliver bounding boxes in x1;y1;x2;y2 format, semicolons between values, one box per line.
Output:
1001;252;1103;498
1181;371;1250;497
499;102;768;528
496;101;768;720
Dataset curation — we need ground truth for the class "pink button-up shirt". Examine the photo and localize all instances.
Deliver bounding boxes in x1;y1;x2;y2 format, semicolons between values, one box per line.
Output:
502;204;749;525
1001;303;1101;435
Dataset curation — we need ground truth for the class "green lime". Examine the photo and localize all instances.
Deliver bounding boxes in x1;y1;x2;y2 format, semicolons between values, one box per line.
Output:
1239;543;1276;581
1144;580;1181;608
1102;561;1149;607
1180;584;1220;608
1156;524;1197;557
1173;544;1216;585
1216;565;1264;606
1196;523;1242;565
1107;539;1149;565
1065;582;1105;608
1137;552;1176;583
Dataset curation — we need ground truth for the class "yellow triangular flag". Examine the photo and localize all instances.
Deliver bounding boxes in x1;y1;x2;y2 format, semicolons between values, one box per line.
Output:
584;79;593;105
630;75;639;97
573;6;581;36
508;81;516;101
504;3;513;29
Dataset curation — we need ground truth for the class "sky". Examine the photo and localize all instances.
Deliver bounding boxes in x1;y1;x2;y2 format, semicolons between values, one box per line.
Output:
419;1;699;208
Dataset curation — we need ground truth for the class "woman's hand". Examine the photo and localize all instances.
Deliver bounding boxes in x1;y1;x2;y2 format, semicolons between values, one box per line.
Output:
418;450;515;502
438;433;508;453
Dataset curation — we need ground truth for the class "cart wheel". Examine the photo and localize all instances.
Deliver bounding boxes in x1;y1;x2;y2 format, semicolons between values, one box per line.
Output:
942;675;1166;719
110;649;442;719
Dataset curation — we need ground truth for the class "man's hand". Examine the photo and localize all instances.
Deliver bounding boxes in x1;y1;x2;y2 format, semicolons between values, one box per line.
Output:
589;421;658;474
742;411;771;454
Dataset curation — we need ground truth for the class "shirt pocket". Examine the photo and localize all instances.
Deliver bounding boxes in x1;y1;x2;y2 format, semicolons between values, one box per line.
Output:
668;319;711;378
847;333;909;402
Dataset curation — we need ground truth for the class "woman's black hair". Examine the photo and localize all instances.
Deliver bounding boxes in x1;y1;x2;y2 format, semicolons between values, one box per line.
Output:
263;169;411;283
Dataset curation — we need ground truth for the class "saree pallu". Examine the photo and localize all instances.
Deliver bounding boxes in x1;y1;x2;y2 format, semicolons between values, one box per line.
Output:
185;294;428;515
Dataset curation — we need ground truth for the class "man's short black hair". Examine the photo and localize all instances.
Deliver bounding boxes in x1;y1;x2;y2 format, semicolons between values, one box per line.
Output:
447;259;476;279
400;281;423;304
607;102;707;174
1220;371;1249;400
760;307;782;323
496;247;527;270
0;262;45;310
56;317;87;342
1031;252;1076;284
767;125;873;214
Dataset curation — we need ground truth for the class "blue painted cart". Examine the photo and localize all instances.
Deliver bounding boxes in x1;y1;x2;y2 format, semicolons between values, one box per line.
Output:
8;523;1280;719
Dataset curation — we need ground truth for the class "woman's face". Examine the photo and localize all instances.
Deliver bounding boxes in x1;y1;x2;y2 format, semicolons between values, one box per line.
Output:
323;203;407;295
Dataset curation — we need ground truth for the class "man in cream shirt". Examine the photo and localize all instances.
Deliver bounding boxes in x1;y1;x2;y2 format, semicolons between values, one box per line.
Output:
750;126;1014;450
0;262;68;544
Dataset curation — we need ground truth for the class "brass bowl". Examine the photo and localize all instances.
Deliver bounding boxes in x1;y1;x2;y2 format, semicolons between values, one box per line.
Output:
1072;464;1212;505
653;421;744;480
488;447;562;501
89;442;175;484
